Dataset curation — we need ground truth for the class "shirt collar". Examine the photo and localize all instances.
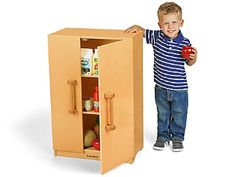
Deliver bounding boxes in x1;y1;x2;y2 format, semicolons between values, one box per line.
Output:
161;30;184;43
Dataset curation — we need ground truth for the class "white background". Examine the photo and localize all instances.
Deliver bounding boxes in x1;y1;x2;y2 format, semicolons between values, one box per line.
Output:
1;0;236;176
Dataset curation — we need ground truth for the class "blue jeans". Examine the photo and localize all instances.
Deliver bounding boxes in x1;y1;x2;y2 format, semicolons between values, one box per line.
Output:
155;85;188;142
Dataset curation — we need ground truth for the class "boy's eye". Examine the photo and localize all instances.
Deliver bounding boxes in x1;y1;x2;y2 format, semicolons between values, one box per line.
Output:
163;21;178;26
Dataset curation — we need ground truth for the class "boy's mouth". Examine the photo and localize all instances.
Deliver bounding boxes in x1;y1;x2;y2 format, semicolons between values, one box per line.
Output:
167;30;176;34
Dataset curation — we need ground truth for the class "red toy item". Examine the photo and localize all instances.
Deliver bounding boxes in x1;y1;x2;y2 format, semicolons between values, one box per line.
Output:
93;86;99;112
92;139;100;150
182;46;194;60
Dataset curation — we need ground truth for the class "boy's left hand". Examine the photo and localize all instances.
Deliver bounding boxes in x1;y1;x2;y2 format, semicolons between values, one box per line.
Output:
187;47;197;66
189;47;197;60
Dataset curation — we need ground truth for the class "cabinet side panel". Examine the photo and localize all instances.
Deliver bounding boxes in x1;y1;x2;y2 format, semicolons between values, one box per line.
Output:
48;35;83;152
133;33;143;154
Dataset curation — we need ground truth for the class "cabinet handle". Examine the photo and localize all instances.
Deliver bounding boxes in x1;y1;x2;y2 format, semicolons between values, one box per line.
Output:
67;80;77;114
104;93;116;131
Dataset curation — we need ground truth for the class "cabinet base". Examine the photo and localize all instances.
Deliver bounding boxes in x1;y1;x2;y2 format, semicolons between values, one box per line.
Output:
126;157;135;164
54;149;100;161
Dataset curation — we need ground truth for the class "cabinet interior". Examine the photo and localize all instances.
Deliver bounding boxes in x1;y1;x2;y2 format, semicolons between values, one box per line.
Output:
82;77;98;99
81;57;100;151
83;114;99;145
81;38;120;50
83;115;98;133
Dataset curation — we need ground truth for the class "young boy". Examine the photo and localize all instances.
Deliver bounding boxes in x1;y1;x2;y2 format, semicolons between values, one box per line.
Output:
125;2;197;152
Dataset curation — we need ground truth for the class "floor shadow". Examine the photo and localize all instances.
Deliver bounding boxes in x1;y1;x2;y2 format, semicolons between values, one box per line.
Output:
145;128;156;146
14;109;52;154
52;156;100;174
14;108;100;173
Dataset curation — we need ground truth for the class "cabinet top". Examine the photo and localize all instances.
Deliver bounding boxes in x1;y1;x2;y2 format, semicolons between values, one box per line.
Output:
49;28;140;39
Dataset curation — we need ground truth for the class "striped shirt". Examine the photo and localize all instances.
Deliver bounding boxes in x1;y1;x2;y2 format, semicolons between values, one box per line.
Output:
145;29;191;90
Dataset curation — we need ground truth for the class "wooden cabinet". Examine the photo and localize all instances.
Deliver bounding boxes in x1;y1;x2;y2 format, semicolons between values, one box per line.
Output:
48;28;143;174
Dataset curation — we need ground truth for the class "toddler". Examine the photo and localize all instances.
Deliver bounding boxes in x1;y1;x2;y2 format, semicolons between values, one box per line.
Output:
125;2;197;152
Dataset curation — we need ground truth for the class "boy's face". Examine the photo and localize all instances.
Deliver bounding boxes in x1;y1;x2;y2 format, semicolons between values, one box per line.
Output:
158;13;183;39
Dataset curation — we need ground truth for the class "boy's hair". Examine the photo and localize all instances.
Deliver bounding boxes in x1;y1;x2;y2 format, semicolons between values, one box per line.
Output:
157;2;182;20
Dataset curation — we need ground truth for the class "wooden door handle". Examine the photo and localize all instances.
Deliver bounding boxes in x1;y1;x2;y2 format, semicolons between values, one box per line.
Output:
104;93;116;131
67;80;77;114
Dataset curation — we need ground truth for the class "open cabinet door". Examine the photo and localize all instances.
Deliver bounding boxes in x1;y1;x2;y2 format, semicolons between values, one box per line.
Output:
48;35;83;153
99;38;135;174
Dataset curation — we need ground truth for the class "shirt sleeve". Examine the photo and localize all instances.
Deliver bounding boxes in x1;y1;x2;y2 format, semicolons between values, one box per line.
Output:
185;38;191;46
145;29;160;45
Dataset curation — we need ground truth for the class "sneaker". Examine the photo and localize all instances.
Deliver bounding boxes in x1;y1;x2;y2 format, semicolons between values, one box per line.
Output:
153;139;169;151
172;140;184;152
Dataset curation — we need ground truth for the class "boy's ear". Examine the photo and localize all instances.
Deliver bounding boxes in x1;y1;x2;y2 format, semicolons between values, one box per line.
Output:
180;19;184;27
158;22;162;29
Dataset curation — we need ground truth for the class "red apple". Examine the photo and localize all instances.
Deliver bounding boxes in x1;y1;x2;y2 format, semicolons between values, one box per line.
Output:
182;46;194;60
92;139;100;150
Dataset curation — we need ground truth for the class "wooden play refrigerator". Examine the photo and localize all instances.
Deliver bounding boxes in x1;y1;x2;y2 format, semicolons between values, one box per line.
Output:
48;28;143;174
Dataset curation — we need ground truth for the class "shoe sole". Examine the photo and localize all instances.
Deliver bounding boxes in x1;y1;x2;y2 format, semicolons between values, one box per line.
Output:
171;148;184;152
153;146;164;151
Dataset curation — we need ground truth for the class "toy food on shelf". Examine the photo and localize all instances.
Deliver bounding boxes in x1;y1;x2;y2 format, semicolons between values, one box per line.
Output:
92;139;100;150
94;123;100;139
81;48;93;75
93;86;99;112
84;130;96;147
84;98;94;111
94;116;100;139
81;48;99;76
84;116;100;150
92;116;100;150
92;49;99;75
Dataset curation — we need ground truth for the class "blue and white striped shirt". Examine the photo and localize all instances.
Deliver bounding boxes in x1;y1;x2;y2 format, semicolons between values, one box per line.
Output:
145;29;191;90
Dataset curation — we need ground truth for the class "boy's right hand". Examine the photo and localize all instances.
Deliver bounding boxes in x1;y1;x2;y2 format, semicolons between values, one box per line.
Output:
124;25;145;34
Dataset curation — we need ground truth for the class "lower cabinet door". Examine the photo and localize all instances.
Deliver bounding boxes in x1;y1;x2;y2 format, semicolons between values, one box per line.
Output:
99;39;134;174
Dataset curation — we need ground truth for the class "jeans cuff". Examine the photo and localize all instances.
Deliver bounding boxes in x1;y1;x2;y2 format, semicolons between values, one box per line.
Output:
171;137;184;141
157;137;170;142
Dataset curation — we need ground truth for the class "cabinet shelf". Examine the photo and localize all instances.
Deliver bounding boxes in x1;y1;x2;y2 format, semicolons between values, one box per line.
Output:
82;75;98;78
82;110;100;115
84;147;100;160
84;146;100;151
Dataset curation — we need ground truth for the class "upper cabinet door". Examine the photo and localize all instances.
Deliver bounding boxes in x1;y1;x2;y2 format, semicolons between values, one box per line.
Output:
48;35;83;152
99;38;135;174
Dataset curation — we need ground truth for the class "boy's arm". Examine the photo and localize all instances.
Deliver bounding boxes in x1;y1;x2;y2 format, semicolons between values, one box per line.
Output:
124;25;145;36
186;47;197;66
125;25;159;44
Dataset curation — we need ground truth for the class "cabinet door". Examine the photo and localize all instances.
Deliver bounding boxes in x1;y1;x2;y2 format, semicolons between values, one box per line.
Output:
99;39;134;174
48;35;83;152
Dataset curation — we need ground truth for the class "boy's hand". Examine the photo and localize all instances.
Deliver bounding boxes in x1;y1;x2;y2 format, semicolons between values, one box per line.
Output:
124;25;145;34
187;47;197;66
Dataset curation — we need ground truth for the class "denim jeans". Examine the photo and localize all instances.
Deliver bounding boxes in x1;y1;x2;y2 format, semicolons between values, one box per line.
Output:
155;85;188;142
